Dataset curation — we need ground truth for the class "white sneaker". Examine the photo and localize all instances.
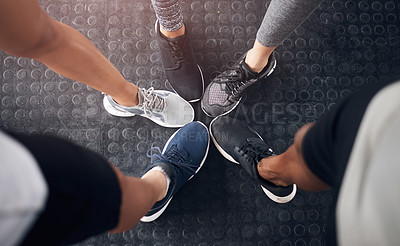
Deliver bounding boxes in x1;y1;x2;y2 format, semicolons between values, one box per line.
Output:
103;87;194;128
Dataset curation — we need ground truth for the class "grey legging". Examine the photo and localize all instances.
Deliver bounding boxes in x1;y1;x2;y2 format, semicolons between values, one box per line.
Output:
256;0;323;47
151;0;183;32
151;0;323;47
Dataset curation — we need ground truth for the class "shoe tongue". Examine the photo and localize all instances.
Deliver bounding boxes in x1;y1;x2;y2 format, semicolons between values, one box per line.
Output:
174;143;190;159
162;144;190;164
233;145;259;176
137;89;144;106
246;138;273;161
240;61;259;80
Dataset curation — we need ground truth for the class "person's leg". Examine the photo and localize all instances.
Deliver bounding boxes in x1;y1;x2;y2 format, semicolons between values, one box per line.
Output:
109;167;167;232
115;121;210;225
201;0;323;117
209;82;393;194
0;0;195;127
11;121;208;244
256;123;331;191
256;79;397;191
209;115;297;203
0;0;138;107
209;114;330;194
152;0;184;38
246;40;277;73
151;0;204;102
9;131;168;244
249;0;323;72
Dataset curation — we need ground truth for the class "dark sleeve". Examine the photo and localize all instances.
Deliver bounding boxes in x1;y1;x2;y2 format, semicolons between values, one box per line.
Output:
301;81;390;187
300;77;398;246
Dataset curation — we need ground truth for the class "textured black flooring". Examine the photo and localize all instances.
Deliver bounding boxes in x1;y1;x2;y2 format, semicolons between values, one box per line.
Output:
1;0;399;245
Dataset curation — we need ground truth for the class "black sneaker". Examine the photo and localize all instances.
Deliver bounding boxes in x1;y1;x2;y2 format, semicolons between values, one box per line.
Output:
209;115;296;203
140;121;210;222
201;52;276;117
155;20;204;102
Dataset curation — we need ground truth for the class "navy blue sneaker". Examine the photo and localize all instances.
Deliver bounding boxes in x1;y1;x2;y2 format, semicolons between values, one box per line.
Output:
140;121;210;222
210;115;296;203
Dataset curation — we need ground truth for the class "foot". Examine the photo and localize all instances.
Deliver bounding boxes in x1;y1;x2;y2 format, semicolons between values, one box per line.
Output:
156;20;204;102
201;52;276;118
140;121;210;222
103;87;194;128
209;115;296;203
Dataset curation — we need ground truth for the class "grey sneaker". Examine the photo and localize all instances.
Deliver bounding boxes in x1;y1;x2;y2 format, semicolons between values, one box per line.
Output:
103;87;194;128
201;52;276;117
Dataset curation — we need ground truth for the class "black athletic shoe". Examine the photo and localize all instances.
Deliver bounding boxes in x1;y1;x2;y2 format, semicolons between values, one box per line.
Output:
155;20;204;102
210;115;296;203
201;52;276;117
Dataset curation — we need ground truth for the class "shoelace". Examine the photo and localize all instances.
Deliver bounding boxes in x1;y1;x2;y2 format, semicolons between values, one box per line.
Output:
168;40;185;65
147;146;197;176
140;87;166;116
238;138;274;165
221;66;248;98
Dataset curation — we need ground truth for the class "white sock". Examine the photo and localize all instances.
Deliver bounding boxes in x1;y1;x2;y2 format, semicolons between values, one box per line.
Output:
147;166;171;198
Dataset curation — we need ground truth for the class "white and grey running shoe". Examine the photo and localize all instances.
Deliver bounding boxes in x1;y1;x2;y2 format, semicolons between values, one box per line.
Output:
103;87;194;128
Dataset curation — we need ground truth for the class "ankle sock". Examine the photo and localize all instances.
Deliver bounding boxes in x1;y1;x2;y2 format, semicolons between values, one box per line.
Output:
147;166;171;198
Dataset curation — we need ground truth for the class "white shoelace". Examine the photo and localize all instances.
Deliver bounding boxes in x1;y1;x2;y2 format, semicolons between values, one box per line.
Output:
139;87;166;116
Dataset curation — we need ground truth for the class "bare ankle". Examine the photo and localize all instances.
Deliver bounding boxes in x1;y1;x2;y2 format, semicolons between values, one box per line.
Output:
245;49;270;73
245;40;276;73
142;169;168;201
113;83;139;107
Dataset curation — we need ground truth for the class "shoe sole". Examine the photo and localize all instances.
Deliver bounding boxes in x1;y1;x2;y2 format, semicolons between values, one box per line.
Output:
202;56;277;118
102;92;194;128
210;116;296;203
187;64;205;103
261;184;297;204
140;121;210;222
155;20;205;103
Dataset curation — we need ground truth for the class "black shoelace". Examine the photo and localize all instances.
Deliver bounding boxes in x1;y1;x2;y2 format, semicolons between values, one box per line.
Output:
220;66;249;98
168;40;185;65
237;138;274;165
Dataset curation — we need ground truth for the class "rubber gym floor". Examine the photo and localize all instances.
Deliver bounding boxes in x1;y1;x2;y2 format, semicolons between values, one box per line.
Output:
0;0;399;245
